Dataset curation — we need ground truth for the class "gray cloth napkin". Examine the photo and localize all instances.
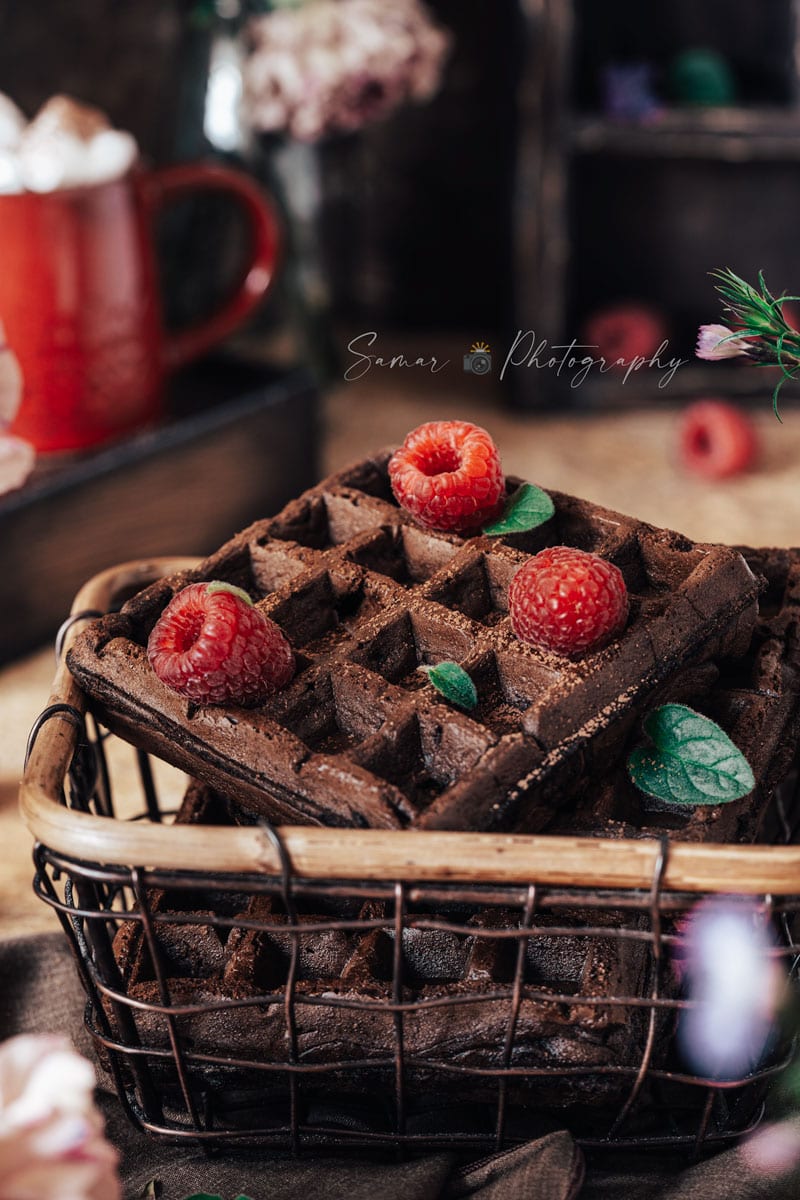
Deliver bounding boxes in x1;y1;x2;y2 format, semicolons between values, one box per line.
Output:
1;932;798;1200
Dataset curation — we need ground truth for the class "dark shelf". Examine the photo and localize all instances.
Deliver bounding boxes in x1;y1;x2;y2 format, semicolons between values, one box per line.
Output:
554;363;800;410
513;2;800;409
572;107;800;160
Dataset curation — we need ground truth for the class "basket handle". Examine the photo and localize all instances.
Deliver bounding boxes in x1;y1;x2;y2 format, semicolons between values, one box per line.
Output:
20;557;800;894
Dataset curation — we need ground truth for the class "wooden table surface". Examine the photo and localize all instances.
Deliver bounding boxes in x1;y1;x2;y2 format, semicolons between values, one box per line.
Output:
4;369;800;936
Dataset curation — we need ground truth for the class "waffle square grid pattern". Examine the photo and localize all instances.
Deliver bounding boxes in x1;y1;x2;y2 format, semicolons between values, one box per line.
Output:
67;452;763;832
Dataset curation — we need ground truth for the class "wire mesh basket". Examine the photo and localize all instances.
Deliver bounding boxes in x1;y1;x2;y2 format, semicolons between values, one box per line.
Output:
20;560;800;1156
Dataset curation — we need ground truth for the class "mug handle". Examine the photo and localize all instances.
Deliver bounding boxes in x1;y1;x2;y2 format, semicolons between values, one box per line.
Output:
141;162;280;371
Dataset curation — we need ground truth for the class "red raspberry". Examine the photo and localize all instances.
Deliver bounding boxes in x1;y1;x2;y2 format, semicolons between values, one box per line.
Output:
147;581;294;705
583;303;668;366
388;420;505;532
508;546;629;656
679;400;758;480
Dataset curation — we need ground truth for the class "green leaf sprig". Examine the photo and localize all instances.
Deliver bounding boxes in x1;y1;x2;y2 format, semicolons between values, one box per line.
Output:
419;661;478;710
710;268;800;420
627;704;754;807
482;483;555;537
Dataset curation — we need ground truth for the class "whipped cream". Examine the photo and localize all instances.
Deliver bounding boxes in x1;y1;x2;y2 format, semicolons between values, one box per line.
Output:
0;94;139;194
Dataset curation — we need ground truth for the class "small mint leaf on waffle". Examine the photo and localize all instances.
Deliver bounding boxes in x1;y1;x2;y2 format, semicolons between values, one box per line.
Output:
205;581;254;606
627;704;754;806
419;661;478;710
483;483;555;536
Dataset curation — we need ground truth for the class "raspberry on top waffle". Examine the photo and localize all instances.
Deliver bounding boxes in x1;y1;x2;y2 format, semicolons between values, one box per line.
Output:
66;451;761;832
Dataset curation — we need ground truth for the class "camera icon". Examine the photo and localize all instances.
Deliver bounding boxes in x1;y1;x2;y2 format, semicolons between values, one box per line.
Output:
463;341;492;375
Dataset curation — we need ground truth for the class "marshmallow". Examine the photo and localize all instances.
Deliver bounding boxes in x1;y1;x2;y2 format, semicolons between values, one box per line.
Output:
29;94;109;142
86;129;139;183
0;149;23;194
17;128;89;192
0;94;26;150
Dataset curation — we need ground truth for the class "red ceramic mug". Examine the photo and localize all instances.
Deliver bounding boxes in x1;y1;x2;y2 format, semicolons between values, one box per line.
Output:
1;163;279;453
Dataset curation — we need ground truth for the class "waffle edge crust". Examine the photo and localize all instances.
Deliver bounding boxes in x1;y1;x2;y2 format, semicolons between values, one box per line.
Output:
66;451;763;832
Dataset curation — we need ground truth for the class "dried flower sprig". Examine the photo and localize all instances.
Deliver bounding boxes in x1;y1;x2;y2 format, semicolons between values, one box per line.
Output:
244;0;451;141
697;268;800;420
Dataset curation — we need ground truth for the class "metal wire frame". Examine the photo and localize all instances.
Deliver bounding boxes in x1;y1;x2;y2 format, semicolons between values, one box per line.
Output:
27;702;800;1157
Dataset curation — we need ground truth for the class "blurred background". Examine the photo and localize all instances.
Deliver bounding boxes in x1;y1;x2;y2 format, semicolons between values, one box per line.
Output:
1;0;800;646
3;0;798;361
2;0;797;393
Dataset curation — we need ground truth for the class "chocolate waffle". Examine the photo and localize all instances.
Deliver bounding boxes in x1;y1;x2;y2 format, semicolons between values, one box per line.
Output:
546;547;800;844
109;784;650;1109
67;453;761;832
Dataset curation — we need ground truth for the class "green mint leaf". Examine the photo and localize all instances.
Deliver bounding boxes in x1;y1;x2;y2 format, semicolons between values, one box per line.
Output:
179;1194;253;1200
483;483;555;537
206;581;254;606
627;704;754;806
419;661;478;710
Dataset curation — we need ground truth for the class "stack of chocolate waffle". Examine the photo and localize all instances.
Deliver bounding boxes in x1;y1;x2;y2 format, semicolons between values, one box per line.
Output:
68;452;765;833
110;783;651;1117
65;454;800;1127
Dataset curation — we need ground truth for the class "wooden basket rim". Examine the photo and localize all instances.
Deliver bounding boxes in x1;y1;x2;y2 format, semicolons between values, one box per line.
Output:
19;557;800;896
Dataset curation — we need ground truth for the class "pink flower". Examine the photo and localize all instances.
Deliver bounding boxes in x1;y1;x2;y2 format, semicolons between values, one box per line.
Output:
0;1035;121;1200
244;0;451;141
676;898;785;1081
696;323;752;361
